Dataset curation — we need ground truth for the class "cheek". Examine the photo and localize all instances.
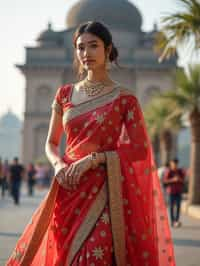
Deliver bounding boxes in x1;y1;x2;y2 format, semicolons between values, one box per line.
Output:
94;48;106;62
76;50;83;63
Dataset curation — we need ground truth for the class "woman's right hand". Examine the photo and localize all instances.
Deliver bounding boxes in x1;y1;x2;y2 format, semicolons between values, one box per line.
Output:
54;161;69;189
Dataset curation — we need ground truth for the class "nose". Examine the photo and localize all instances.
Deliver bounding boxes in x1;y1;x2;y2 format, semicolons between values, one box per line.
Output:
83;47;90;57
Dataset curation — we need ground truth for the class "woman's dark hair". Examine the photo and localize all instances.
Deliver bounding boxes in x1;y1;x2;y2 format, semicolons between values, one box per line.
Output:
73;21;119;77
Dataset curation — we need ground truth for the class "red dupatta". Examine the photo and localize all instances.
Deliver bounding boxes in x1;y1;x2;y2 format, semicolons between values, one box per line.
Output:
6;84;176;266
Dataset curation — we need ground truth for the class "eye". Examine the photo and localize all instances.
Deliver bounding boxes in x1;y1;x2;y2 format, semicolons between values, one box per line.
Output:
91;44;98;48
78;46;85;51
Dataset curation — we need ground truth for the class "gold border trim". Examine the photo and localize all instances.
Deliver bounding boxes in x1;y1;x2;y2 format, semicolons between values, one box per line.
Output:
18;178;59;266
63;86;121;125
67;182;108;265
105;151;126;266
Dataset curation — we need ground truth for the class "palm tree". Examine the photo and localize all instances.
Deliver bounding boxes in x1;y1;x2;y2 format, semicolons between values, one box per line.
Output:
155;0;200;62
144;98;183;166
157;65;200;204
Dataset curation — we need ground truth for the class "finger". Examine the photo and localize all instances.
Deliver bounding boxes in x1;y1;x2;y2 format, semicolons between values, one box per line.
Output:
76;173;82;184
71;167;80;188
73;169;80;188
60;168;70;188
75;168;82;185
56;170;65;186
67;165;76;187
64;165;72;186
65;164;73;177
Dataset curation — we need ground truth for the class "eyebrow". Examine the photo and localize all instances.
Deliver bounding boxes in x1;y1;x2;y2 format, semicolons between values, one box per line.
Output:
77;40;98;46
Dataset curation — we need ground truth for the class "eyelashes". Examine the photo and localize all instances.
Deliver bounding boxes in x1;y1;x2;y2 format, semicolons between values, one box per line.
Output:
77;44;98;51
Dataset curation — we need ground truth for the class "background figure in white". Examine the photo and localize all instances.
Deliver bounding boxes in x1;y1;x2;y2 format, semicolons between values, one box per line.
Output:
35;162;46;190
158;162;170;206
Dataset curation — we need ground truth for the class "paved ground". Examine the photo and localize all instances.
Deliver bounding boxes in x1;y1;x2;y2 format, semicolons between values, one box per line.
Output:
0;185;200;266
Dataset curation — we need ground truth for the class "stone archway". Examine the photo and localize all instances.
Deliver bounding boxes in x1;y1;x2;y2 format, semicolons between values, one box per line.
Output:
34;123;49;160
36;85;53;113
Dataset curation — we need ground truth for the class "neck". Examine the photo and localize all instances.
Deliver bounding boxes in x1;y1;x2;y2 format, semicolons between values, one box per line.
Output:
87;69;111;83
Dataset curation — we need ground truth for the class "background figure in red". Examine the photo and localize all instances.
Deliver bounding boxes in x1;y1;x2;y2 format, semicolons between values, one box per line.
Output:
163;158;185;228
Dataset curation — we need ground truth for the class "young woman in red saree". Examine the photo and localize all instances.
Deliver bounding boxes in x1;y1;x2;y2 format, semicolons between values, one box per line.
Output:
6;21;176;266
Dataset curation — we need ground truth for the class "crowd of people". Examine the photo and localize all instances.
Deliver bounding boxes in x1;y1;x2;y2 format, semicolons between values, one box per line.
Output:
0;157;52;205
158;158;188;228
1;155;188;229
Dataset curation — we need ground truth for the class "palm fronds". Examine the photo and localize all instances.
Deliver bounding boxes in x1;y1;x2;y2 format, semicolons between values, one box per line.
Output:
155;0;200;61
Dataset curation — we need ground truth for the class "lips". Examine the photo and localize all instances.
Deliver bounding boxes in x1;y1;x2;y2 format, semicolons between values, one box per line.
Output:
83;59;95;64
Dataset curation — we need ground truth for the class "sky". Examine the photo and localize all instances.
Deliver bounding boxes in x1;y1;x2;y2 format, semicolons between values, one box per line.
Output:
0;0;197;120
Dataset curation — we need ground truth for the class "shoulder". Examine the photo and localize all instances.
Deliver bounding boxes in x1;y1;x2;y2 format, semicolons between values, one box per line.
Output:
119;87;135;96
57;84;72;97
52;84;72;114
118;86;140;106
119;86;137;101
54;84;73;104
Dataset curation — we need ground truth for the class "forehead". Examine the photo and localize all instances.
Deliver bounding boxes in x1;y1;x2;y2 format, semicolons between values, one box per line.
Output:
76;33;102;45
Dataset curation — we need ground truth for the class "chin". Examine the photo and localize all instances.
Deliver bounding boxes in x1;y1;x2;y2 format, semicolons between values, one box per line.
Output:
85;64;104;72
85;65;97;71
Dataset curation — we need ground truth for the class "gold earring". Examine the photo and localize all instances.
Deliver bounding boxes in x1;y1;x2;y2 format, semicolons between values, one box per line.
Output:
78;65;85;79
106;55;111;70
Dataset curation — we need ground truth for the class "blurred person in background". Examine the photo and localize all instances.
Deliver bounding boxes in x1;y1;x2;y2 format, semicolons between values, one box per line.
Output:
9;157;24;205
163;158;185;228
27;163;36;196
158;162;170;206
35;162;46;190
1;159;9;198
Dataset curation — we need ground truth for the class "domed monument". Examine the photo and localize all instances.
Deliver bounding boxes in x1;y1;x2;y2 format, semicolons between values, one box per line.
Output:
66;0;142;31
17;0;177;164
0;110;22;160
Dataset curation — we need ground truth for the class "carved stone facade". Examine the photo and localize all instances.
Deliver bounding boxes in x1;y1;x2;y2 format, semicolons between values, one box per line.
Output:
17;0;177;164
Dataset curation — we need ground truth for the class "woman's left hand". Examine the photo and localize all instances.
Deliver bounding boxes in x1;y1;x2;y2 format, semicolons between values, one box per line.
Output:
64;155;92;189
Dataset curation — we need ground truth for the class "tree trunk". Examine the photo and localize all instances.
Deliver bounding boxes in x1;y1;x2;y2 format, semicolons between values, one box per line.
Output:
152;134;160;166
188;108;200;205
159;130;173;165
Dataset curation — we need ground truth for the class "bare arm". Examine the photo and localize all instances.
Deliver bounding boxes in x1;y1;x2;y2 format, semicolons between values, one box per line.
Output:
163;172;180;184
45;109;67;174
163;177;178;184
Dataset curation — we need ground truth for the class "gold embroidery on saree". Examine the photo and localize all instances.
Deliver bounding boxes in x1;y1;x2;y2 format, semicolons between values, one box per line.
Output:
17;178;59;266
105;151;126;266
67;182;108;265
63;86;121;125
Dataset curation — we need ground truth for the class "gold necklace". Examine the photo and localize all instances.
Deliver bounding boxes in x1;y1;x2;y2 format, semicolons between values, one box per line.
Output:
81;78;113;97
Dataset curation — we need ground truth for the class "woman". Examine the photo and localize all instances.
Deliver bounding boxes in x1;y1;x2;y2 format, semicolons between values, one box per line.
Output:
6;21;176;266
27;163;36;196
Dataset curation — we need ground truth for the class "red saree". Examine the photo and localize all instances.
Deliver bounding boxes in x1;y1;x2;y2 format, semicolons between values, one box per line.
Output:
6;84;176;266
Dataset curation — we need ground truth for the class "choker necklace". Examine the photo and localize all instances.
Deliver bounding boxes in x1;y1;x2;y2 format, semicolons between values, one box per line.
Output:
81;78;114;97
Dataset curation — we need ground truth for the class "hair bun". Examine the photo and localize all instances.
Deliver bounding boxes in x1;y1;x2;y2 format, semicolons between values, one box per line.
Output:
109;44;118;62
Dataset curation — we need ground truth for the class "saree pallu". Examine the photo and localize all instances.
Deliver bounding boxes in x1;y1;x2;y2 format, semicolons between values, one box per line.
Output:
6;84;176;266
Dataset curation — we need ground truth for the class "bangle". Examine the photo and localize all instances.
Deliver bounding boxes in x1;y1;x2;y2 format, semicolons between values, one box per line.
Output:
90;152;99;169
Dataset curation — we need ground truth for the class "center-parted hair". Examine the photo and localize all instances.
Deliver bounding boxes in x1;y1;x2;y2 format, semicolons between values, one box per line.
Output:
73;21;119;77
